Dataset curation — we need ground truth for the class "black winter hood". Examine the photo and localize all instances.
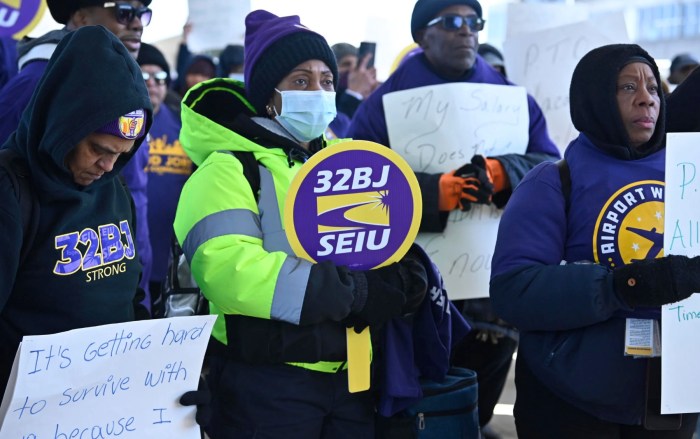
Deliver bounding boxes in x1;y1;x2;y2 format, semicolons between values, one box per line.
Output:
5;25;152;194
570;44;665;160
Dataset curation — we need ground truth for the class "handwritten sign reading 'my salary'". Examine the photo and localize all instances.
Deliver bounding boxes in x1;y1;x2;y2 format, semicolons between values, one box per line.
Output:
383;82;528;300
0;315;215;439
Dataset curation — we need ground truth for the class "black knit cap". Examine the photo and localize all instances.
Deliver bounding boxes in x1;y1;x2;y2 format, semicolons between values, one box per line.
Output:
48;0;153;25
570;43;665;160
219;44;245;76
136;42;170;85
244;10;338;115
411;0;483;42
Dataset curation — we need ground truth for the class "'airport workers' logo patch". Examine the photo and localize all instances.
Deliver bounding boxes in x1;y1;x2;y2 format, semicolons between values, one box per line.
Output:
593;180;665;268
285;140;422;270
0;0;46;39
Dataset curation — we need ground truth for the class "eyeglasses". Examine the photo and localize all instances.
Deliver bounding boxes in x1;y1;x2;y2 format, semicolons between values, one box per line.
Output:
103;2;152;27
142;71;168;85
426;14;485;32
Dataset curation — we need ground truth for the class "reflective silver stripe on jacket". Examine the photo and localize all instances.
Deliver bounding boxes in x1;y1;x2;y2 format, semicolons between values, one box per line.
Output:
272;256;312;324
182;209;262;261
258;166;293;254
258;165;311;324
184;157;310;325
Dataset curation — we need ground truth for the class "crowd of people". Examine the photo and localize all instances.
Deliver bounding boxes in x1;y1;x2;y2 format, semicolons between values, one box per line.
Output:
1;0;700;438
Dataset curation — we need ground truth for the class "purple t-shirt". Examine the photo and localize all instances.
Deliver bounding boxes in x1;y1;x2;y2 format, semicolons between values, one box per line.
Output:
121;138;152;302
145;104;192;282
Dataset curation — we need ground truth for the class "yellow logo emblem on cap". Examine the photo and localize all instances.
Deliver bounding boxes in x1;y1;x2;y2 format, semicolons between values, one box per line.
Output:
119;110;145;140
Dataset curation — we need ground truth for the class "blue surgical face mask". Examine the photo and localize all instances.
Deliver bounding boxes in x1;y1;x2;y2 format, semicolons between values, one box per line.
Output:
273;89;337;142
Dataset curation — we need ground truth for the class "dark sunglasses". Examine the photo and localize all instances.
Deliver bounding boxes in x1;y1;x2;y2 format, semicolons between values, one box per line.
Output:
103;2;152;27
142;71;168;85
426;14;485;32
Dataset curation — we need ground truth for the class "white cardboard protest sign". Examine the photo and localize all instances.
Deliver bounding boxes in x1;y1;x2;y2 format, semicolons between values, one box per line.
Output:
383;82;528;299
504;13;629;153
186;0;248;52
662;133;700;414
0;315;216;438
504;2;589;39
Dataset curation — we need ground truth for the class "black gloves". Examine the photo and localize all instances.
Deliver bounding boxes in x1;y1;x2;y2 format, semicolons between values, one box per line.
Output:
613;255;700;308
344;253;429;333
344;264;405;333
179;375;212;427
400;253;431;315
454;155;494;211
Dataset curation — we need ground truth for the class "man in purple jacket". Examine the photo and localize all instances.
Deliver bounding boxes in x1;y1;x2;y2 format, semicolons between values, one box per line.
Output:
346;0;560;436
0;0;154;312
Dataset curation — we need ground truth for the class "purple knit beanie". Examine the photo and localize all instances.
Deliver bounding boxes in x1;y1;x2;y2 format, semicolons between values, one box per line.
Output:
243;10;338;114
95;109;147;140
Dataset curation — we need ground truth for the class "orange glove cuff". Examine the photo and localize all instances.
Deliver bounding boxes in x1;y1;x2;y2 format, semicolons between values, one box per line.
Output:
439;172;464;211
486;158;509;192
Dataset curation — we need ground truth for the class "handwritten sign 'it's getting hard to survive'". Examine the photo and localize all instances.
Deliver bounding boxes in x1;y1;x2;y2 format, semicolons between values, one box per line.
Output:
0;315;215;439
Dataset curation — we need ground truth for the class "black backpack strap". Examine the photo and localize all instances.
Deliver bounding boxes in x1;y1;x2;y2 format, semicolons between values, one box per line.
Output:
0;149;39;266
231;151;261;202
160;150;262;318
556;159;571;214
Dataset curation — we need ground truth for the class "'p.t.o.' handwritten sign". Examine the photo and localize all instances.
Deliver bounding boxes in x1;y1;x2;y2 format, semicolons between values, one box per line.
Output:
504;12;629;153
383;83;528;299
0;315;216;439
662;133;700;414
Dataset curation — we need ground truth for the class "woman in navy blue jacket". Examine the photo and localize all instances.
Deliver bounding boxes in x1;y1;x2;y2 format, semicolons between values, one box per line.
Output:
490;44;700;438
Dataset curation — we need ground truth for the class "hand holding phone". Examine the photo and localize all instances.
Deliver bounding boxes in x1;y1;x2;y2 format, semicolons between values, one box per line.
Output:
357;42;376;70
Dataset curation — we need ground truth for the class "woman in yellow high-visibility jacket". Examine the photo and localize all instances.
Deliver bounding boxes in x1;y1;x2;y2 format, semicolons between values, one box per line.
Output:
173;9;429;439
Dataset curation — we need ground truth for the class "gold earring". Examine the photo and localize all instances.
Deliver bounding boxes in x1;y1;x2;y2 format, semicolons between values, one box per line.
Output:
266;104;274;117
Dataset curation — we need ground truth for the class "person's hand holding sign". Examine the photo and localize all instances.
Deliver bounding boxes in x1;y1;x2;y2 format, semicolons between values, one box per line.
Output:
455;155;494;209
343;250;429;334
439;155;507;211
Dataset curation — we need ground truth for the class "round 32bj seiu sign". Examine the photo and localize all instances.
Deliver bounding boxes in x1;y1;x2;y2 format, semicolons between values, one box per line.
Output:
284;139;422;393
0;0;46;39
285;140;422;270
